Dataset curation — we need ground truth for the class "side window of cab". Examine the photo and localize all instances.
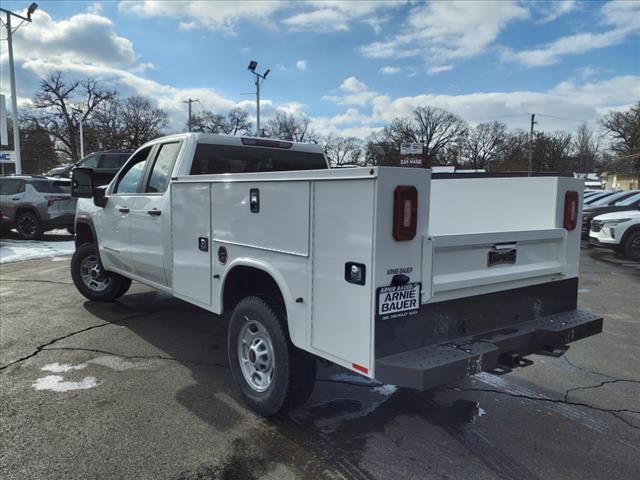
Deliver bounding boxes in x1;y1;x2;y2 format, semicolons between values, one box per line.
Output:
112;146;153;194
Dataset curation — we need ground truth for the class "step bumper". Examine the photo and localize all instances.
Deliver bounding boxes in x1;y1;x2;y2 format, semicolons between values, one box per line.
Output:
375;309;603;390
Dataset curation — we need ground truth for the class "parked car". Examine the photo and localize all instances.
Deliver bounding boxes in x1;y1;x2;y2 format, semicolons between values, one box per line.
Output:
47;150;132;186
581;191;640;238
583;190;616;205
589;210;640;260
0;175;76;240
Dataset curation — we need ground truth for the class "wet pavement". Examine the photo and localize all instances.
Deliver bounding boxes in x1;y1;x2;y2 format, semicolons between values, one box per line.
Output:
1;248;638;480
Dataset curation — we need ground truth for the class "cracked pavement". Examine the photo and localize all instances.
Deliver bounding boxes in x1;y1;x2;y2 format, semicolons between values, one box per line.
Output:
1;247;639;480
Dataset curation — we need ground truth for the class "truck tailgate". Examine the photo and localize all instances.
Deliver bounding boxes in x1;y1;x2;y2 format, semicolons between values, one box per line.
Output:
429;228;566;301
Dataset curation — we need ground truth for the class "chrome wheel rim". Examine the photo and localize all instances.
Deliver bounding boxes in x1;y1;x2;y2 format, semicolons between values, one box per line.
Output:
238;317;275;392
80;255;111;292
17;215;37;238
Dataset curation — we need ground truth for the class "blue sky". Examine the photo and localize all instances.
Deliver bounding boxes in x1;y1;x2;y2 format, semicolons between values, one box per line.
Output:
1;0;638;137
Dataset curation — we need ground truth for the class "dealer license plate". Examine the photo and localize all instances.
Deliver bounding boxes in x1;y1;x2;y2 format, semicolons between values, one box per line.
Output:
487;248;517;267
377;282;420;320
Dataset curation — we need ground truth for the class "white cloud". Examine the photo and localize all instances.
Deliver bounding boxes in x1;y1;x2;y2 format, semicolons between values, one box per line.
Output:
312;75;640;139
118;0;285;32
360;1;528;64
119;0;399;34
283;9;350;32
296;59;308;71
379;66;401;75
87;2;104;14
323;76;378;106
503;0;640;67
537;0;578;23
427;65;454;75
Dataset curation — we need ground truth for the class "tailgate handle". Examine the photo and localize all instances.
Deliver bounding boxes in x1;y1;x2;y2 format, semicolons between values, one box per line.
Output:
492;242;517;250
118;207;130;214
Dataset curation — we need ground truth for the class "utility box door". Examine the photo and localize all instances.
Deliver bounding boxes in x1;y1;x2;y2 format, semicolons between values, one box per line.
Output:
171;182;212;308
311;179;375;368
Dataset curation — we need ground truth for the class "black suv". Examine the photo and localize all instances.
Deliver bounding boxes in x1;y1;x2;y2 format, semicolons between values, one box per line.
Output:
47;150;132;186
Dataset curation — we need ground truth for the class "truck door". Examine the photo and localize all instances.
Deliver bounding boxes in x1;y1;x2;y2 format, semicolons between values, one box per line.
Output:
100;146;153;273
129;141;182;286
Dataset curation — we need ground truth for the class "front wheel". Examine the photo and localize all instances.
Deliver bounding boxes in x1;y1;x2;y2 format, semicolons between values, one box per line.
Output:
228;296;316;416
71;243;132;301
623;230;640;261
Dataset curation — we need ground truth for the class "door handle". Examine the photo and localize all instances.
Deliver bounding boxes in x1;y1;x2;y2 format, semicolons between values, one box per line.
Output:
147;209;161;216
118;207;130;213
12;198;20;200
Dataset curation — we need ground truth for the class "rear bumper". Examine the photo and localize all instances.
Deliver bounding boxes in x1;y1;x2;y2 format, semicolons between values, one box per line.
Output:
375;309;603;390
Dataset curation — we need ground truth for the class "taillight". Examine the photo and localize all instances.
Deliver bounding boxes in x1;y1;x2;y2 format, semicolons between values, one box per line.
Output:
564;190;579;230
47;197;55;207
393;186;418;241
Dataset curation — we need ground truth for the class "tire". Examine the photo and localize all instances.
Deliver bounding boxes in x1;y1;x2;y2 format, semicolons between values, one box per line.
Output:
622;230;640;261
228;296;316;416
67;226;75;235
70;243;132;302
15;211;43;240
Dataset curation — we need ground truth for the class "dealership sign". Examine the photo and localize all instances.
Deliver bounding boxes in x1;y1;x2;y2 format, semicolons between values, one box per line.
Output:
0;151;16;163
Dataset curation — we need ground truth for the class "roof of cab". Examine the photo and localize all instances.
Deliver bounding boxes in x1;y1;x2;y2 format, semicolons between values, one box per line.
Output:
138;132;325;155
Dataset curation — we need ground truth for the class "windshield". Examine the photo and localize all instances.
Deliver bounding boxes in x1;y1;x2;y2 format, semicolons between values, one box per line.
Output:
588;191;630;206
584;192;614;204
615;192;640;206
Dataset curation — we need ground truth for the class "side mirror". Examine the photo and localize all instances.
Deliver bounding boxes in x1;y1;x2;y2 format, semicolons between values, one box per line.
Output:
93;185;108;208
71;167;94;198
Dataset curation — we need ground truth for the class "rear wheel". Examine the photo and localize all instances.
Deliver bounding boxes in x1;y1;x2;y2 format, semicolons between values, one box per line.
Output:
623;230;640;261
228;296;316;416
15;211;43;240
71;243;132;301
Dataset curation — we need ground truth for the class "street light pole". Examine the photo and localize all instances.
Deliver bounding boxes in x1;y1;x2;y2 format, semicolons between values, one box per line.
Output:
247;61;270;137
1;4;38;175
183;98;199;132
5;12;21;174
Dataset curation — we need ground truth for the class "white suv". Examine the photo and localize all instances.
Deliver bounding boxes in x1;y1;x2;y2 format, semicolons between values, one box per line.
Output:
589;210;640;260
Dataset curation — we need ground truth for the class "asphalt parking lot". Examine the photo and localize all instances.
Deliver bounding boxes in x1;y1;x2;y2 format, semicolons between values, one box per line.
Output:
1;243;638;480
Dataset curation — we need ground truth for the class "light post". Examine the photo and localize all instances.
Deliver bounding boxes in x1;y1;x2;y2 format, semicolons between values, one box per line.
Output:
72;107;84;159
1;3;38;174
247;60;270;137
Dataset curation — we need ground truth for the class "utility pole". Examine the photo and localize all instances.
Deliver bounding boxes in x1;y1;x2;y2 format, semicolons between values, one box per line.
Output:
528;113;536;176
183;98;199;132
247;61;270;137
1;4;38;174
72;107;84;159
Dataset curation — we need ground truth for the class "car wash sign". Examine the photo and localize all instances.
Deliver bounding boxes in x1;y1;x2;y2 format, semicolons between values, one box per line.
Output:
400;142;424;168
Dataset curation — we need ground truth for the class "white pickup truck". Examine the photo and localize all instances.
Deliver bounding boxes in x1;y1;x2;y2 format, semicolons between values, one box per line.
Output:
71;133;603;416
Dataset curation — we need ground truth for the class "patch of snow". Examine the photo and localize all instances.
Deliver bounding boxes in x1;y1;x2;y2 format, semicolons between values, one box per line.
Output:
0;238;75;264
41;362;87;373
88;355;160;371
371;384;397;396
32;375;100;392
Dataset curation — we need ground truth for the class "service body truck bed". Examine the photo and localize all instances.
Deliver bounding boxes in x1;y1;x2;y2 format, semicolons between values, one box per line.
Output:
71;133;603;416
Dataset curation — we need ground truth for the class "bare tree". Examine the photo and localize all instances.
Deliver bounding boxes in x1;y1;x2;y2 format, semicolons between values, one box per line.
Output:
382;106;468;166
496;129;529;171
573;122;599;173
533;131;573;173
32;72;116;163
263;112;318;143
322;135;364;166
462;121;507;170
601;102;640;178
191;108;252;135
